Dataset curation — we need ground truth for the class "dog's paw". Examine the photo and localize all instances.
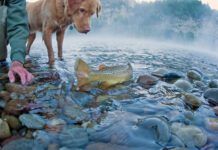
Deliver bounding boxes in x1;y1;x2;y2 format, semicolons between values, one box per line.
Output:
25;55;31;62
58;57;64;61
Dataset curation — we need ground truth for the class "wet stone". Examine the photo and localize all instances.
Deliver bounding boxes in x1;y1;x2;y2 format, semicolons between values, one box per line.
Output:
214;106;218;116
69;91;94;107
63;106;88;123
171;123;207;148
0;91;10;101
86;143;129;150
162;72;183;83
194;81;206;89
208;80;218;88
4;100;29;116
204;88;218;106
59;127;89;148
2;138;45;150
5;83;36;95
205;118;218;131
137;74;159;89
183;93;202;109
151;68;168;78
0;100;6;109
0;119;11;139
2;115;21;130
187;70;202;81
174;79;193;92
19;114;46;129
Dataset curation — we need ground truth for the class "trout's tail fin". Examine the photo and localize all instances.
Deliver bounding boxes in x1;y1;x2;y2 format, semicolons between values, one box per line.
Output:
75;58;91;88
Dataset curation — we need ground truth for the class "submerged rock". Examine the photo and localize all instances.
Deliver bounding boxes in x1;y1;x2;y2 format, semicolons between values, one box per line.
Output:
214;106;218;116
19;114;46;129
162;72;183;83
204;88;218;106
59;127;89;148
2;138;44;150
187;70;202;81
89;111;162;149
171;123;207;148
208;80;218;88
205;118;218;131
183;93;202;109
137;74;159;89
137;116;170;146
0;119;11;139
86;143;130;150
151;68;168;78
174;79;192;92
63;106;88;123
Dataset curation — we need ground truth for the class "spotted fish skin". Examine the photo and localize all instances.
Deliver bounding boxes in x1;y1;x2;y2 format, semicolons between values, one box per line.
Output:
75;58;133;90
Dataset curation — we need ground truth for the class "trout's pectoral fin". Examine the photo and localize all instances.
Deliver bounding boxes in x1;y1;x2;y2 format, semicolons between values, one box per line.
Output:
99;81;113;89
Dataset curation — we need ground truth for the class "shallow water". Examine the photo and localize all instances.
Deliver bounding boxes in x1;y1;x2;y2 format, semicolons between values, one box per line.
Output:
2;36;218;150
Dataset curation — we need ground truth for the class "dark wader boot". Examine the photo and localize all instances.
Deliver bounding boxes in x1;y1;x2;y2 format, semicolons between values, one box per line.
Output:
0;0;8;73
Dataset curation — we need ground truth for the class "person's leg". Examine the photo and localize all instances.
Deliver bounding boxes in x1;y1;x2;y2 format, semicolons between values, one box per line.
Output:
0;4;8;73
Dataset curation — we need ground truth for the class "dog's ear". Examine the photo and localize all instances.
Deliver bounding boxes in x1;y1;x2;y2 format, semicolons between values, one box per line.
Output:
96;2;101;18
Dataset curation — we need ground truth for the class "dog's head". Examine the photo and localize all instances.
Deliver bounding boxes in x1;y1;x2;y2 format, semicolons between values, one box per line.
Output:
67;0;101;34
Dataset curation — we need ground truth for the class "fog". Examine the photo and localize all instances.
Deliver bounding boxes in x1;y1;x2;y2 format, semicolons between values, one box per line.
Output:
68;0;218;52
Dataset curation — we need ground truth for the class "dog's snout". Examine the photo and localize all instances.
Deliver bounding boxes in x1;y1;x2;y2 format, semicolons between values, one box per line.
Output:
83;29;90;34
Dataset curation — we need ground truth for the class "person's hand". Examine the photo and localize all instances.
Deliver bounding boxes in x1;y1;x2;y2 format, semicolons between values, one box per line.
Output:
8;61;34;85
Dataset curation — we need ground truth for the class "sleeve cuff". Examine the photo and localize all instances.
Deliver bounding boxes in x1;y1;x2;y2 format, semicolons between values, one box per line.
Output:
11;51;25;64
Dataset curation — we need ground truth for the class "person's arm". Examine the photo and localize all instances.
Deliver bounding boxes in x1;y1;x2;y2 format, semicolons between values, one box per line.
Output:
6;0;34;85
7;0;29;64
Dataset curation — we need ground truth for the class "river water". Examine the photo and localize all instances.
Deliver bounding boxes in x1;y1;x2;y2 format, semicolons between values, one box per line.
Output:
1;36;218;150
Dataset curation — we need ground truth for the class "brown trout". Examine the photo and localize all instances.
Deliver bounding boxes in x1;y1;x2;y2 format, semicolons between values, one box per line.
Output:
75;58;133;90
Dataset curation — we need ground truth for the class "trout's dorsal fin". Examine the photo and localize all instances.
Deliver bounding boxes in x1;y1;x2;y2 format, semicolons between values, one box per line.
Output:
75;58;91;88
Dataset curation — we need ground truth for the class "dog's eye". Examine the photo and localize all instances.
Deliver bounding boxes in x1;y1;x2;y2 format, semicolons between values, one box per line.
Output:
79;8;85;13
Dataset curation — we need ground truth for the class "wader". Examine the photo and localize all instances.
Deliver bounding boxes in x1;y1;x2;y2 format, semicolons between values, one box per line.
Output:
0;0;7;61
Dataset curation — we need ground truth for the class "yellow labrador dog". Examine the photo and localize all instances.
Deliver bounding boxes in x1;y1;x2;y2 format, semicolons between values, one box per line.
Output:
26;0;101;66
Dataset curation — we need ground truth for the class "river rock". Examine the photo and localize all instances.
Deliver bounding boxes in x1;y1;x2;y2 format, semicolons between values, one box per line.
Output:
2;138;44;150
162;72;183;83
171;123;207;148
137;116;170;146
183;93;202;109
19;114;46;129
0;91;10;101
137;74;159;89
63;106;88;123
194;81;206;89
0;119;11;139
59;127;89;148
174;79;193;92
208;80;218;88
205;118;218;131
204;88;218;106
151;68;168;77
2;115;21;130
187;70;202;81
86;143;129;150
214;106;218;116
5;83;36;95
4;100;29;115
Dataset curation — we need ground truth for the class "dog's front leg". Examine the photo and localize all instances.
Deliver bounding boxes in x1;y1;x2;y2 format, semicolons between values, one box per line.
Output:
56;27;66;60
43;27;55;66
